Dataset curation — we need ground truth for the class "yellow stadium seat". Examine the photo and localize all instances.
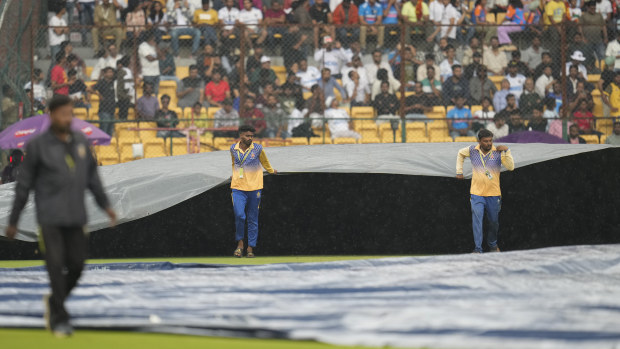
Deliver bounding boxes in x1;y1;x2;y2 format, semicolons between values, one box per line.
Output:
454;136;477;142
73;108;88;120
309;137;332;145
429;128;449;139
430;136;454;143
587;74;601;84
471;105;483;114
486;13;496;24
144;143;167;158
289;137;309;146
85;66;93;78
381;133;402;143
432;106;446;114
406;127;426;139
177;66;189;79
120;144;140;162
407;135;430;143
333;137;358;144
214;137;235;150
361;129;378;139
581;134;599;144
117;128;140;141
490;76;504;90
600;135;607;144
361;135;381;144
262;139;286;147
272;66;286;75
171;145;188;156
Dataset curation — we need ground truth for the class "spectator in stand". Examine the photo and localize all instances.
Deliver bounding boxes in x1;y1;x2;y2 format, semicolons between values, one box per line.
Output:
381;0;401;48
67;70;89;109
50;52;70;96
296;58;322;91
88;67;116;135
605;121;620;144
264;1;286;49
567;124;587;143
205;70;231;108
305;84;325;127
535;63;555;98
438;0;462;45
519;78;541;117
177;65;205;111
169;0;201;58
373;81;400;123
0;149;24;184
447;94;474;138
213;99;241;138
572;99;596;134
533;52;557;80
565;50;588;79
318;68;348;100
250;56;279;91
49;7;69;60
116;56;134;120
279;79;301;114
471;0;495;42
325;97;362;140
543;96;559;119
486;113;509;139
125;1;147;44
193;0;219;48
1;86;18;129
91;43;122;81
345;70;371;107
497;0;526;45
393;46;422;91
508;110;527;133
139;32;161;94
603;72;620;119
502;94;519;114
365;49;394;86
439;45;460;81
314;36;349;79
483;37;509;76
159;43;179;83
148;1;169;43
598;56;615;117
404;83;433;122
595;0;613;36
310;0;335;50
521;36;547;72
505;61;527;99
473;96;496;127
568;80;594;114
282;24;310;68
261;94;288;138
510;51;530;76
421;66;443;105
254;83;275;109
428;0;445;44
493;79;512;112
371;68;400;99
462;37;482;67
155;94;184;138
342;54;370;88
417;53;440;82
246;45;264;76
238;0;268;49
581;1;607;63
469;64;496;105
359;0;385;50
528;106;548;132
570;33;597;73
442;64;469;106
548;107;573;138
92;0;123;55
76;0;96;47
241;97;267;137
219;0;240;55
543;0;566;54
136;82;160;120
24;69;47;105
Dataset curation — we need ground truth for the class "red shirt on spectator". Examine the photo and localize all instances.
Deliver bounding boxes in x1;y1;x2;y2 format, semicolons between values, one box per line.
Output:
205;80;230;103
241;107;266;133
265;8;285;20
573;110;594;131
51;64;69;95
333;3;360;24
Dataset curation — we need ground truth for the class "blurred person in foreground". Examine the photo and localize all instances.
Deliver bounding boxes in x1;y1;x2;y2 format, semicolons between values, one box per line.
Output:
230;125;277;258
4;95;116;337
456;129;514;253
1;149;24;184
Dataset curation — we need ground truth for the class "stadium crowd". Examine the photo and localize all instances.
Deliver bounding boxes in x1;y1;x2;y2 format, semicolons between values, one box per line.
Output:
6;0;620;145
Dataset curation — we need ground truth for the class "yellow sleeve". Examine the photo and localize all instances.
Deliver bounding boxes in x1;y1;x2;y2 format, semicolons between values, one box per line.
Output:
231;153;235;172
259;150;275;174
456;147;470;175
501;149;515;171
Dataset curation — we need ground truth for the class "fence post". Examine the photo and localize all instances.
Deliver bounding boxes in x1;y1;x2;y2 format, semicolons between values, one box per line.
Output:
29;22;35;117
238;23;246;137
559;21;568;140
399;21;407;143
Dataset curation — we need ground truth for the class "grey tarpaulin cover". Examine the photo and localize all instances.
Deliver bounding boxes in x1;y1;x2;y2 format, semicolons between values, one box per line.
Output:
1;245;620;348
0;143;614;241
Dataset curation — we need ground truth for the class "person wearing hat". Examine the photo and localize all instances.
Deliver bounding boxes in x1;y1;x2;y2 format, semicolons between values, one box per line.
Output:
249;56;279;89
565;50;588;79
580;1;607;63
313;36;349;79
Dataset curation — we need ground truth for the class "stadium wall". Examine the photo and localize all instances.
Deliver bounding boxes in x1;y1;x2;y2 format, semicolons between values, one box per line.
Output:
1;147;619;259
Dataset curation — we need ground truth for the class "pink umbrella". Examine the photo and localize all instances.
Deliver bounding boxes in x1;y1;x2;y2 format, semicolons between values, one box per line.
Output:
0;114;111;149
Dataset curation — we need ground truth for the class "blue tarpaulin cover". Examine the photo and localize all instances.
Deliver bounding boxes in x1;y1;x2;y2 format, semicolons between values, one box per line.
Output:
1;244;620;348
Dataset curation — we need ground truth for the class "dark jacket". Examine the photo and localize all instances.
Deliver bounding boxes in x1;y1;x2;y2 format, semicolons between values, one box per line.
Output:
9;130;110;227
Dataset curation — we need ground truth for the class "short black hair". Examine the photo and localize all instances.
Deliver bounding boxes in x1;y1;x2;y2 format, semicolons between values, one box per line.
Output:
478;129;493;140
33;68;42;76
452;64;462;71
506;93;515;100
161;94;171;102
68;69;77;77
238;125;256;134
55;51;65;63
189;64;198;71
48;94;73;112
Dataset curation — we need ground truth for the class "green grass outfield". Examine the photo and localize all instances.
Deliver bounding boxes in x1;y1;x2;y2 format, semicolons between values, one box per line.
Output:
0;256;415;349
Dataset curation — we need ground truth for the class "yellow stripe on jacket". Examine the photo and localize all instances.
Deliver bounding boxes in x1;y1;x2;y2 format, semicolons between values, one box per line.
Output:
456;145;515;197
230;142;274;191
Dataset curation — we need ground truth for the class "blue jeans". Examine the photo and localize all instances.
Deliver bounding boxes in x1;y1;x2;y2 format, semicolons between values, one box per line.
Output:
170;27;201;56
199;26;218;47
78;2;95;44
232;189;262;247
470;195;501;253
98;111;115;136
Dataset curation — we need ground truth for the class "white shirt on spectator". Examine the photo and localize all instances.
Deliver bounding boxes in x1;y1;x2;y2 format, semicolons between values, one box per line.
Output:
313;48;349;76
219;6;240;30
24;82;47;101
606;39;620;70
342;66;370;89
344;79;370;103
522;46;548;71
429;1;445;23
505;73;527;99
535;74;554;98
296;67;322;90
167;0;201;13
91;54;123;80
439;59;460;80
474;109;496;122
287;108;307;134
365;61;394;86
174;8;190;26
325;107;353;135
596;0;613;19
147;12;169;32
486;122;509;139
139;42;160;76
441;3;460;39
238;7;262;30
49;15;67;47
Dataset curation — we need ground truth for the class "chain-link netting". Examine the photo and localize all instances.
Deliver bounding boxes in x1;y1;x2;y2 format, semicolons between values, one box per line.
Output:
2;0;618;166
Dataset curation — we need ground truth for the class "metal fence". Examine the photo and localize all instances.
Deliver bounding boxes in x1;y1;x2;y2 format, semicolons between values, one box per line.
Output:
3;2;617;165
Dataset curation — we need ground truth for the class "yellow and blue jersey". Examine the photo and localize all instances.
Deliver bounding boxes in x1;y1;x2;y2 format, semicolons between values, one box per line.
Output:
456;145;515;197
230;142;274;192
